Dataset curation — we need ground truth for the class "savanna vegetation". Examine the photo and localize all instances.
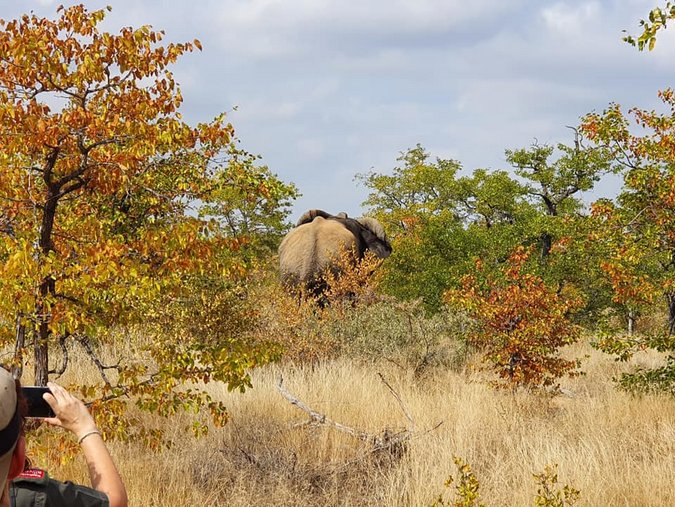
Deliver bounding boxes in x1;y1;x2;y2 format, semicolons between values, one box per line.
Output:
1;3;675;506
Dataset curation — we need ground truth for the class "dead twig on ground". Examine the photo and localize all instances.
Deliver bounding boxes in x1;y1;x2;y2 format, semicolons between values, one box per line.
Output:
276;374;443;460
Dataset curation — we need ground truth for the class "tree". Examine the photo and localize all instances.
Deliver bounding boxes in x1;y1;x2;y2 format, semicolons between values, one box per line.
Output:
199;144;300;259
356;144;464;233
357;146;537;311
0;5;279;443
583;93;675;333
446;247;583;388
582;91;675;392
454;168;531;229
505;136;611;259
356;145;465;311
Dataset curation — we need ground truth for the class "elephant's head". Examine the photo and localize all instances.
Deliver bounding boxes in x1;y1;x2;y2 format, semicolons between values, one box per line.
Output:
354;216;392;260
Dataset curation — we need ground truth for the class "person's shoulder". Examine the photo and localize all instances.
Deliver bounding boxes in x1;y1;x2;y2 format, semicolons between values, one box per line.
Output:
12;469;109;507
47;477;110;506
11;467;50;490
10;469;50;506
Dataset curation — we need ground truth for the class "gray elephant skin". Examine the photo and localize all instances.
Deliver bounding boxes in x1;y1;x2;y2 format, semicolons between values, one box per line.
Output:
278;209;392;297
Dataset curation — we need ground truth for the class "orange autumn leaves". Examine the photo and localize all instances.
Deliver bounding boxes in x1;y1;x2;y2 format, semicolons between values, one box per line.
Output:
446;247;583;388
0;4;275;442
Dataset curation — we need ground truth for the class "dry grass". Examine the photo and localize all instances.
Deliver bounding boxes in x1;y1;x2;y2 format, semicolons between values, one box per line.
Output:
25;340;675;506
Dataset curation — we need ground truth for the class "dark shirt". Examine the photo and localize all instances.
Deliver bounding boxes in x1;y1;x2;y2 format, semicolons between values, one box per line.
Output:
10;468;109;507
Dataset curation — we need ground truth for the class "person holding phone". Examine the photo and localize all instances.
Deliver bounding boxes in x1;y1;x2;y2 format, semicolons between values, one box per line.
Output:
0;367;128;507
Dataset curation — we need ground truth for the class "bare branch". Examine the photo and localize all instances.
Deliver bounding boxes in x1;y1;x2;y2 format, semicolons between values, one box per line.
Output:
276;376;372;442
75;335;120;387
377;372;415;431
276;375;443;457
49;334;70;378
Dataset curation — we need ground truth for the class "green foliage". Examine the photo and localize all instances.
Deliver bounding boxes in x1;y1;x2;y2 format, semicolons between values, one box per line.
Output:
533;464;580;507
359;141;612;315
432;460;580;507
378;220;482;312
455;168;532;228
358;144;462;218
356;145;464;311
505;139;612;261
199;143;300;258
357;145;532;312
431;457;485;507
624;2;675;51
593;332;675;393
506;141;611;217
534;465;580;507
615;355;675;394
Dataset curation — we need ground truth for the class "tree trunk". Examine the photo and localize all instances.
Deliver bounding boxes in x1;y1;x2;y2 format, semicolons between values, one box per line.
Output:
667;292;675;336
627;308;636;336
34;276;55;386
34;194;58;386
12;314;25;380
540;232;552;260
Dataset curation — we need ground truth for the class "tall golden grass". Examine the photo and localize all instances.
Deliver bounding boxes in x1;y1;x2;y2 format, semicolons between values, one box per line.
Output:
27;340;675;506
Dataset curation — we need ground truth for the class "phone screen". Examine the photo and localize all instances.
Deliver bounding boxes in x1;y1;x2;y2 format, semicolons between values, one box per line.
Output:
21;386;55;418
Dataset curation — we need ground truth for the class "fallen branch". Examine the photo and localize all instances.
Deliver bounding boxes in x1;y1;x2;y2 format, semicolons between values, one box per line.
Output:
277;376;373;442
276;374;443;457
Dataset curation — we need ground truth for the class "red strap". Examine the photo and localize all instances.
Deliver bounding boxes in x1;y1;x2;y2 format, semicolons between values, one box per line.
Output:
18;468;45;479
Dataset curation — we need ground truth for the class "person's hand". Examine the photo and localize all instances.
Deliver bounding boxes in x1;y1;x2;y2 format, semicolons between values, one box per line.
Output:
42;382;98;440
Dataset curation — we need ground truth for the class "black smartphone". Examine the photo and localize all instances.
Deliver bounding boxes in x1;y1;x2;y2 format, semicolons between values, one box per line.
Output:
21;386;55;418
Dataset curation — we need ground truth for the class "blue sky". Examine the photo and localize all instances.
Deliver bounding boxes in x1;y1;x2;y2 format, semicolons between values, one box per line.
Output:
2;1;674;220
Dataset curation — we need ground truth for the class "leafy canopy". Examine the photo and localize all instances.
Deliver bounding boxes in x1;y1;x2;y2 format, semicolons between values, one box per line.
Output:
0;4;283;446
582;90;675;392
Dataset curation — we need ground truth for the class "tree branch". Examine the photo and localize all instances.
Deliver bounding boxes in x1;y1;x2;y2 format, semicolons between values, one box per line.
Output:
75;335;120;388
49;334;70;378
276;374;442;454
377;372;415;431
276;376;372;441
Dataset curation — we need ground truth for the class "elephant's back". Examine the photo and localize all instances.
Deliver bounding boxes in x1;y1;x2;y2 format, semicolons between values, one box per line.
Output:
279;217;356;282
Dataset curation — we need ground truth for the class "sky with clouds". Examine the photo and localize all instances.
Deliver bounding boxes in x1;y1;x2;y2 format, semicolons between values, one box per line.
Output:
2;1;674;220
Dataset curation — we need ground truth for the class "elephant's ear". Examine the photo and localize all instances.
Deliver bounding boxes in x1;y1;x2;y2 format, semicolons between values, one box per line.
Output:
357;217;392;259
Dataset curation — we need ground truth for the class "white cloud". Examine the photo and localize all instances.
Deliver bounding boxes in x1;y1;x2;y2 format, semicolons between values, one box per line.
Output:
211;0;526;60
236;99;301;122
0;0;669;216
540;1;601;36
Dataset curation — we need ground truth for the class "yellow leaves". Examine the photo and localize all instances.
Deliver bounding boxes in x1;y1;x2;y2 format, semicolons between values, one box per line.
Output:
3;239;35;278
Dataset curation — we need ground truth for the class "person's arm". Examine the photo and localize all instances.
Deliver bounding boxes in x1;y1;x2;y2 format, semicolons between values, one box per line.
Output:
43;382;128;507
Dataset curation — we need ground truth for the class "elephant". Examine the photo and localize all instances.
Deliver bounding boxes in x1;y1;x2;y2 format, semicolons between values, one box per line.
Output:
278;209;392;299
